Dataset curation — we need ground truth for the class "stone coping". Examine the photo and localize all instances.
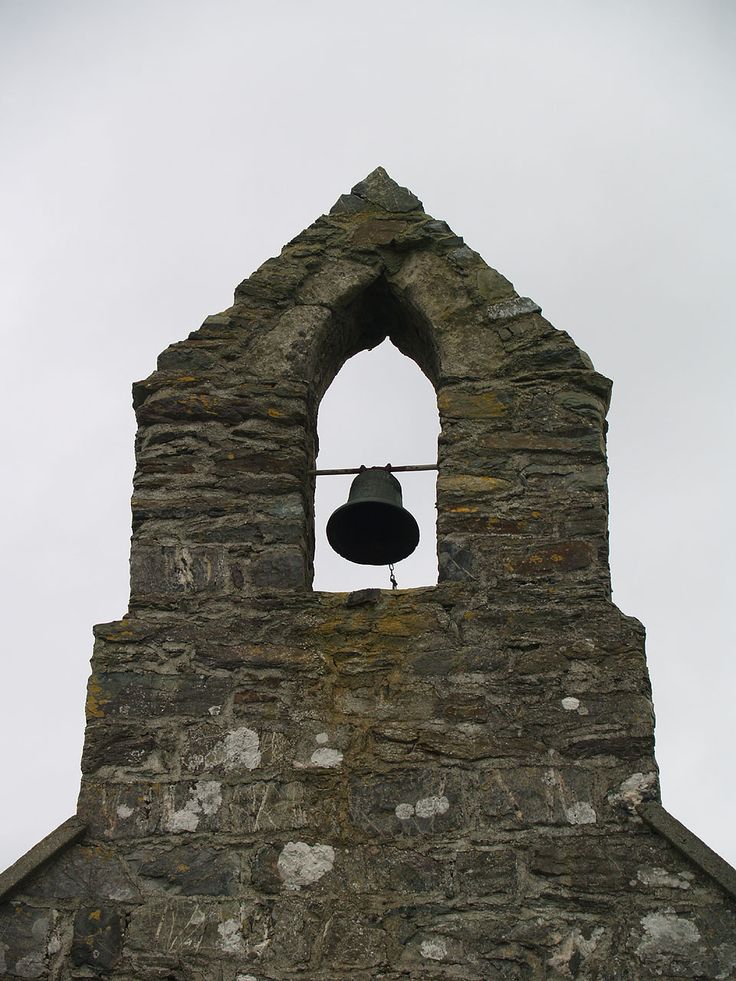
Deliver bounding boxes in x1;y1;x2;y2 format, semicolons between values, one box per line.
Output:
0;816;86;904
639;801;736;900
1;806;733;906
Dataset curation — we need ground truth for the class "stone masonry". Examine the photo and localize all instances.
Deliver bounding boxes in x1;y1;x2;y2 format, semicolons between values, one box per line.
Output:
1;168;734;979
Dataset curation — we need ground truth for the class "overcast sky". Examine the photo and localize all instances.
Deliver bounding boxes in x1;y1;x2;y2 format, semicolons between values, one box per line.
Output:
1;0;733;871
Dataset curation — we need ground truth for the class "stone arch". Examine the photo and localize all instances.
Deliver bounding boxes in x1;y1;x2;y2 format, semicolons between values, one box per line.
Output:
243;258;447;589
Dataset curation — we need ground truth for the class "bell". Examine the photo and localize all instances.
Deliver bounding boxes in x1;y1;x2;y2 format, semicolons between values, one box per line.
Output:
326;467;420;566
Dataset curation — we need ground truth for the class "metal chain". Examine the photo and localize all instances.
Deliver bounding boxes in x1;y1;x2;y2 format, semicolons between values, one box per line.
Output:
389;563;398;590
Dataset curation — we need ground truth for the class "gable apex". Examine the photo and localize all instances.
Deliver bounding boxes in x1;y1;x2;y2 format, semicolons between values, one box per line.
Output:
331;165;423;215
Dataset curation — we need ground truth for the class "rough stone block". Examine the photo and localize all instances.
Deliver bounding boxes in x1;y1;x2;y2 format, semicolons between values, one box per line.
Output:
0;905;55;979
129;844;240;896
23;845;140;903
71;906;124;970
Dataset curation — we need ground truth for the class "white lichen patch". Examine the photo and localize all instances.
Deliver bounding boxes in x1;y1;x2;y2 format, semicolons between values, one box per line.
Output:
310;747;343;768
565;802;597;825
218;918;245;954
116;804;134;820
166;780;222;832
638;910;701;956
415;795;450;818
420;938;448;961
277;841;335;891
236;976;257;981
16;952;46;977
637;867;693;890
715;944;736;980
223;727;261;771
208;705;222;716
293;730;343;769
561;696;580;711
395;794;450;821
610;771;657;811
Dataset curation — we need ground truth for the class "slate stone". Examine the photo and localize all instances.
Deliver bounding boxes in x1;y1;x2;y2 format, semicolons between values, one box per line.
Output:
131;845;239;896
24;845;140;902
249;844;281;893
438;538;475;581
329;192;369;214
455;847;517;896
81;725;163;774
88;671;232;721
71;906;124;970
249;547;305;588
320;908;387;969
346;587;381;607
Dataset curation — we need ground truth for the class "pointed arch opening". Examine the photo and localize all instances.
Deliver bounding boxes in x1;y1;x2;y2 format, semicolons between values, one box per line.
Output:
313;338;440;592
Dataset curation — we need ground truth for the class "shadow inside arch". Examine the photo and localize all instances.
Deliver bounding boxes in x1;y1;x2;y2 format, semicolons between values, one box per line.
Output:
309;274;441;410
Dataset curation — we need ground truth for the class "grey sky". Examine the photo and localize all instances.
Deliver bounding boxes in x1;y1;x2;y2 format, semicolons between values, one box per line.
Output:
1;0;734;870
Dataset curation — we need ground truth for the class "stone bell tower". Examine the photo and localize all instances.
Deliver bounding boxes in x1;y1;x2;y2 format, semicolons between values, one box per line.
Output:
1;168;735;980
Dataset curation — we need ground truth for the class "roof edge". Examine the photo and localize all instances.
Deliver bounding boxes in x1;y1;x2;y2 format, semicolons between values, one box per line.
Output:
639;801;736;900
0;816;86;904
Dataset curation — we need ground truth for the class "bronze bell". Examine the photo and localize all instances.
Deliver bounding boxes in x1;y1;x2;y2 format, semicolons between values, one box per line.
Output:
326;467;420;566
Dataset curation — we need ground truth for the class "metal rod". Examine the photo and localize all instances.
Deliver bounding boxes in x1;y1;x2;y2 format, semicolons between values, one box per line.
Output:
311;463;439;476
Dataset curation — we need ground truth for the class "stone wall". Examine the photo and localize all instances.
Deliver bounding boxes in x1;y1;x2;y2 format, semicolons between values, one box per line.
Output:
1;168;734;980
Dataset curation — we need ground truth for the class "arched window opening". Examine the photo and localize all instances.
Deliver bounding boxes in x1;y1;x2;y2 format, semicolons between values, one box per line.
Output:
314;338;440;592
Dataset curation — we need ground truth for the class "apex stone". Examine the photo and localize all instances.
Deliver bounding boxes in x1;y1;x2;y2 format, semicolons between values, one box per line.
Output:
350;165;424;213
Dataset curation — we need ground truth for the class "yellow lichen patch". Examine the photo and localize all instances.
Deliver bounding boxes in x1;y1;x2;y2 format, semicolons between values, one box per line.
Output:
267;408;282;418
89;909;102;922
448;505;478;513
315;610;371;636
85;675;108;719
316;607;431;641
438;389;506;419
180;393;216;415
374;611;430;637
175;375;198;383
439;475;511;495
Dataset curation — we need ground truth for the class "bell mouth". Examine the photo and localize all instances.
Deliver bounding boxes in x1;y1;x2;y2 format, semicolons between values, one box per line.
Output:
326;499;420;566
